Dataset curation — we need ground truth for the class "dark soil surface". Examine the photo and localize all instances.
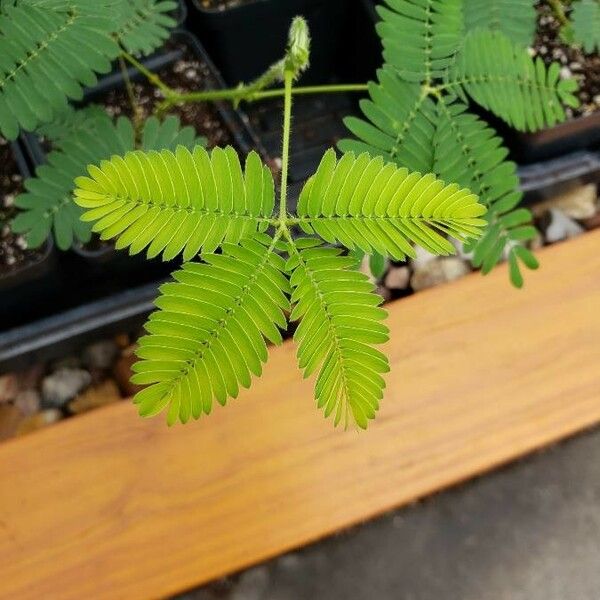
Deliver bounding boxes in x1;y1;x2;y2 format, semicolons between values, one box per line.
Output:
197;0;257;10
69;45;234;254
533;2;600;118
98;47;232;149
0;139;46;276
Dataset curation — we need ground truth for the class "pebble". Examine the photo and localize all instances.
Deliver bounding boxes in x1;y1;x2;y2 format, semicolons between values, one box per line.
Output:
545;209;585;244
14;389;41;416
384;265;410;290
583;212;600;231
0;373;18;403
69;379;121;414
17;364;44;390
113;347;144;396
82;339;119;370
41;368;92;407
411;257;471;291
451;237;474;261
532;184;598;220
16;409;62;437
410;245;437;268
560;66;572;79
0;404;24;441
376;284;392;302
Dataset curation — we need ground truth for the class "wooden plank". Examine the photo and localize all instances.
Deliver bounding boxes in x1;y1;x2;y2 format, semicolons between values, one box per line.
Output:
1;231;600;600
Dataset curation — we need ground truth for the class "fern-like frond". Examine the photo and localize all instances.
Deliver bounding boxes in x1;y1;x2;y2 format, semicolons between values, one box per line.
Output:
35;104;112;149
113;0;177;56
132;235;291;425
376;0;463;83
0;1;120;138
447;30;579;132
338;68;438;174
572;0;600;53
433;99;538;286
12;115;199;249
462;0;536;47
287;239;389;429
296;149;487;261
74;145;274;261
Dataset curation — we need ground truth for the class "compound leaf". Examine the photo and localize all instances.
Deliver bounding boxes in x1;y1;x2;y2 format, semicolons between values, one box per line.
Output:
132;235;290;425
288;240;389;429
74;145;274;260
338;67;438;174
297;149;487;261
462;0;536;47
376;0;463;83
0;1;120;138
447;30;579;132
13;114;200;250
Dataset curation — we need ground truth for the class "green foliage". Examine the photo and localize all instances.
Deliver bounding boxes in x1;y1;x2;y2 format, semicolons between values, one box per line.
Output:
433;100;539;286
113;0;177;56
288;242;389;428
75;146;487;427
297;150;486;260
339;68;437;174
74;146;273;261
132;235;290;424
571;0;600;53
0;0;176;139
448;30;579;131
0;1;118;139
462;0;536;47
12;115;200;249
376;0;463;83
342;2;580;287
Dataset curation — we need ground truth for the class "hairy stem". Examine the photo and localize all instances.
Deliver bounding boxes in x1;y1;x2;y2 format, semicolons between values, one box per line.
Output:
121;51;174;96
279;70;294;222
119;56;143;142
547;0;569;25
157;83;368;111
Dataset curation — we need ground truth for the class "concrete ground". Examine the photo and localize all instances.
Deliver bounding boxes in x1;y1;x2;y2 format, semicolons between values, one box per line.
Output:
178;427;600;600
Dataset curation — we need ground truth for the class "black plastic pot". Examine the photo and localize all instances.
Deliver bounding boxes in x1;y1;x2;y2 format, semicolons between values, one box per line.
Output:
187;0;350;86
1;142;58;330
506;112;600;164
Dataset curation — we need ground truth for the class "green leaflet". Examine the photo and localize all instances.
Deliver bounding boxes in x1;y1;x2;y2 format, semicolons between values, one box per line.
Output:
0;1;119;138
132;235;290;425
288;241;390;429
113;0;178;56
571;0;600;53
447;30;579;132
297;149;487;260
376;0;463;83
462;0;536;47
74;145;274;260
339;68;438;174
432;98;538;287
12;114;201;250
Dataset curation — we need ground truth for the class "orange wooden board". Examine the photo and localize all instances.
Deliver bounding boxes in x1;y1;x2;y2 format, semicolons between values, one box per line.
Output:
1;231;600;600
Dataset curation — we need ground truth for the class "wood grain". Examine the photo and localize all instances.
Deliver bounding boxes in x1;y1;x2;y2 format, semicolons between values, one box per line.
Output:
1;231;600;600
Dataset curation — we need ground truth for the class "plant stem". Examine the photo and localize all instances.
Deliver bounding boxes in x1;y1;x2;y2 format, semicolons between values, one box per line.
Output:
159;83;368;110
121;51;174;96
119;56;143;141
547;0;569;25
279;70;294;222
